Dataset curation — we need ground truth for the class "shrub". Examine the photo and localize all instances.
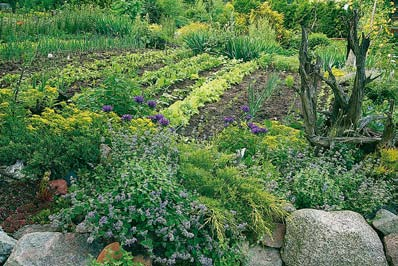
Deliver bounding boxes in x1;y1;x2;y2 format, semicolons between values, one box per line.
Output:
52;129;244;265
178;143;287;240
278;146;394;216
285;75;294;88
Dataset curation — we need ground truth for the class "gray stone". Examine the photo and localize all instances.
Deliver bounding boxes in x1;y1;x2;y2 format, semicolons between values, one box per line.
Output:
282;209;387;266
0;3;11;10
4;232;102;266
261;223;285;248
0;161;26;182
373;209;398;236
385;234;398;266
12;224;58;240
247;246;282;266
0;231;17;264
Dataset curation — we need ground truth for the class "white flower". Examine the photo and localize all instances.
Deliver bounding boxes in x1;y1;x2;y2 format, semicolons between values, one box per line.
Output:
47;53;54;59
343;4;349;11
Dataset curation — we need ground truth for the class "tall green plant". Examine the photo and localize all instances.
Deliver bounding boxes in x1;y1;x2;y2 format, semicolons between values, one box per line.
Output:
248;73;279;118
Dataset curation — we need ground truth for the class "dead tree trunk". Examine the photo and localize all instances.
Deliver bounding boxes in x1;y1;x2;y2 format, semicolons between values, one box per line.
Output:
298;26;321;139
298;9;393;148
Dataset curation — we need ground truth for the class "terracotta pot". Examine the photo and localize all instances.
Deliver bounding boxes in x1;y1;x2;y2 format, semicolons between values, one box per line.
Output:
96;242;123;263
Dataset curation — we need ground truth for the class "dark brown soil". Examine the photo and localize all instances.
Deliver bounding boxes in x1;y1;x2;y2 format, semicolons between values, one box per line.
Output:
0;180;52;233
179;70;301;140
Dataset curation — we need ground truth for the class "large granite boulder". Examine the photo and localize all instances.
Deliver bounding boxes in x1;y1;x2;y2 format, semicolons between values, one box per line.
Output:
247;245;282;266
373;209;398;236
0;229;17;264
12;224;58;240
4;232;102;266
385;234;398;266
282;209;387;266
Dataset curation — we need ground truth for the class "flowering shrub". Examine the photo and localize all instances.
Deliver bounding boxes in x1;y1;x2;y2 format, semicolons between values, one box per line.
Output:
52;129;244;265
276;146;394;216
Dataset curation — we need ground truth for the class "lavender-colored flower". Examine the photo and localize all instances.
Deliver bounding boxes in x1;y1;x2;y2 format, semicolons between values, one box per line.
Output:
121;114;133;121
87;211;96;218
147;100;157;108
245;114;253;120
240;105;250;113
134;95;144;104
99;216;108;226
247;122;256;129
105;231;113;238
125;238;137;246
159;117;170;126
199;255;213;266
102;105;113;112
251;126;268;134
223;116;234;127
155;113;165;121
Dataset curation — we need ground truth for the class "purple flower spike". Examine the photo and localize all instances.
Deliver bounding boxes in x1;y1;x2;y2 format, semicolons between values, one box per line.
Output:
245;114;253;120
241;105;250;113
224;117;234;123
159;117;170;126
247;122;256;129
134;96;144;104
102;105;113;112
251;126;268;134
121;114;133;121
154;114;164;121
147;100;157;108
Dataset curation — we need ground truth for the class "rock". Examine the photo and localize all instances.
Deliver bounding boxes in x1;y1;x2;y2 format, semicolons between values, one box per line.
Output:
373;209;398;235
385;234;398;266
0;3;11;10
282;202;296;213
49;179;68;195
12;224;58;240
0;161;25;182
247;246;282;266
0;230;17;264
96;242;122;263
261;223;285;248
282;209;387;266
4;232;102;266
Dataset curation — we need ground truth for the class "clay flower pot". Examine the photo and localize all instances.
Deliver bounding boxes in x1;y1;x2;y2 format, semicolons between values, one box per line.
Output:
96;242;123;263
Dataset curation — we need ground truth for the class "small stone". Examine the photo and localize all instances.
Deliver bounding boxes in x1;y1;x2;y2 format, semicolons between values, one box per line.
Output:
49;179;68;195
247;246;282;266
261;223;285;248
373;209;398;235
282;202;296;213
385;234;398;266
96;242;122;263
0;230;17;264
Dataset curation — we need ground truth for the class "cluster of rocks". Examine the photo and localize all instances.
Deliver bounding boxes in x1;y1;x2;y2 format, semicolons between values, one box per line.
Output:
373;209;398;266
1;208;397;265
248;208;396;266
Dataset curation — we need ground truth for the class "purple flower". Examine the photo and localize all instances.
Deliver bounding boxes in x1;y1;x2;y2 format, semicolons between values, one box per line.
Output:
251;126;268;134
224;116;234;123
147;100;157;108
247;122;256;129
245;114;253;120
159;117;170;126
102;105;113;112
121;114;133;121
99;216;108;226
240;105;250;113
134;96;144;104
125;238;137;246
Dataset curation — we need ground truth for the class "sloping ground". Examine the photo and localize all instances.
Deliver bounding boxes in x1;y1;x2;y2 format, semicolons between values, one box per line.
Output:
179;70;301;139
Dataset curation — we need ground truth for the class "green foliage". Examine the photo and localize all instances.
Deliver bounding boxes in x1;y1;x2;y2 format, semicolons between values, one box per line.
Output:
232;0;260;14
89;247;142;266
278;146;394;216
285;75;294;88
52;129;243;265
248;74;279;118
112;0;143;20
72;75;148;116
178;143;287;240
269;0;346;37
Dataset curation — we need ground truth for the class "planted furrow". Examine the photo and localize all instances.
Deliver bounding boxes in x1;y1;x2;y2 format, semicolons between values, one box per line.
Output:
163;60;258;127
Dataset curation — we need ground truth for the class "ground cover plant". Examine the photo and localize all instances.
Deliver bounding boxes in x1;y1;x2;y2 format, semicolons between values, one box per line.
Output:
0;0;397;265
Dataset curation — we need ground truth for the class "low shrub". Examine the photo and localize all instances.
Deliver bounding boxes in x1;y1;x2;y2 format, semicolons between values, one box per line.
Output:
52;129;244;265
178;143;287;241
